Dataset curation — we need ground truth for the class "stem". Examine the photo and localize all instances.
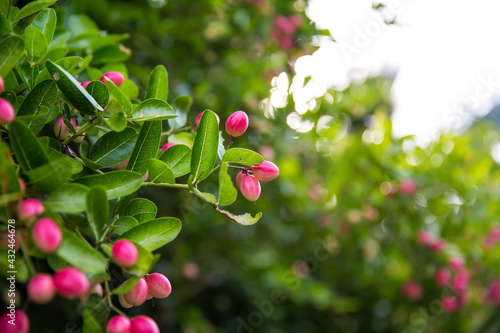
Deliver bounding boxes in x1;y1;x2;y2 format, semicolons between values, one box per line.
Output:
62;118;98;145
162;125;194;137
141;182;189;190
206;163;222;178
18;231;36;277
105;281;125;316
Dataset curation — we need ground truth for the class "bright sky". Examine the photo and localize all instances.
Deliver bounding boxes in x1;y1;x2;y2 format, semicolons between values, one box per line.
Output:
294;0;500;142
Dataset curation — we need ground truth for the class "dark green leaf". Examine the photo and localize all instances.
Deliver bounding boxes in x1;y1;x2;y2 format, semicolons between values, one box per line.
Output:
222;148;264;166
126;121;162;176
32;8;57;45
112;193;134;217
159;144;192;178
218;162;237;206
216;208;262;226
25;157;79;193
85;81;109;108
0;36;24;77
87;187;108;241
16;58;39;91
148;159;175;184
91;44;131;65
145;65;168;101
42;183;89;213
129;99;177;123
191;110;219;184
25;25;48;61
122;198;158;223
90;33;129;52
17;79;57;117
46;60;104;115
89;127;138;166
11;0;57;23
9;120;49;172
35;56;82;85
119;217;182;251
76;170;143;199
56;229;108;273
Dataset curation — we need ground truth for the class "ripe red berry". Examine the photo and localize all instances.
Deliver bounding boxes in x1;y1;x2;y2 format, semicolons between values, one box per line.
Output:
53;267;90;299
195;111;220;130
106;315;131;333
18;199;44;222
146;273;172;299
27;273;56;304
101;72;125;87
252;160;279;181
0;98;15;124
81;81;91;89
225;111;249;137
124;277;149;306
0;309;29;333
130;315;159;333
235;171;246;189
442;295;457;313
161;143;175;152
32;217;62;254
112;240;138;267
240;175;261;202
54;117;76;140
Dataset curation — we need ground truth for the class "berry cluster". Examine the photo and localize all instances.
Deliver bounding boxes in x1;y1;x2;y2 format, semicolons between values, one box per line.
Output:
270;15;301;50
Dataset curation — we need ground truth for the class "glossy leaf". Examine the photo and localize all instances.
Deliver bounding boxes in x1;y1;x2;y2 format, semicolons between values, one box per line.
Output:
17;79;57;117
119;217;182;251
75;171;143;199
0;12;11;35
103;76;132;116
126;121;162;176
222;148;264;167
112;216;138;236
35;56;82;85
41;183;89;213
126;242;155;276
11;0;57;23
89;127;138;166
129;99;177;123
191;110;219;184
25;25;48;61
0;36;24;77
9;120;49;172
32;8;57;45
56;229;108;273
218;162;237;206
159;144;192;178
87;187;108;241
122;198;158;223
145;65;168;101
148;159;175;184
85;81;109;108
216;208;262;226
25;157;80;193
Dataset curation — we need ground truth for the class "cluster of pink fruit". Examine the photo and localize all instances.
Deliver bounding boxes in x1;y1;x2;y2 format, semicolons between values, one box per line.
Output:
416;229;445;252
270;15;301;50
434;255;470;313
0;76;15;124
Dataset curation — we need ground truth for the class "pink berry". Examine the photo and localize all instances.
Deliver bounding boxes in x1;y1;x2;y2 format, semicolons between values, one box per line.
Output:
27;273;56;304
101;72;124;87
124;277;149;306
118;294;133;309
107;315;131;333
484;281;500;305
279;36;294;50
235;171;246;189
442;295;457;313
32;217;62;254
0;76;4;93
18;178;26;194
54;117;76;140
449;255;465;271
112;240;138;267
0;309;29;333
252;160;279;181
53;267;89;299
401;281;422;301
18;199;44;222
435;268;450;287
239;175;261;202
195;111;220;130
146;273;171;299
161;143;175;152
81;81;91;89
430;238;446;252
453;271;470;292
416;230;432;246
130;315;159;333
225;111;249;137
400;178;418;195
0;98;15;124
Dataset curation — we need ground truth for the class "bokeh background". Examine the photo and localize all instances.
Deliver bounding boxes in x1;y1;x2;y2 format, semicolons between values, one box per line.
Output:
11;0;500;332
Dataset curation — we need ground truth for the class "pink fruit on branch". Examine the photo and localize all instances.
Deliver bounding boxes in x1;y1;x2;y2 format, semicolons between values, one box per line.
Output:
32;217;62;254
27;273;56;304
112;240;139;267
101;71;125;87
252;160;279;181
225;111;249;137
146;273;172;299
107;315;131;333
0;98;15;124
240;175;261;202
53;267;90;299
124;277;149;306
130;315;160;333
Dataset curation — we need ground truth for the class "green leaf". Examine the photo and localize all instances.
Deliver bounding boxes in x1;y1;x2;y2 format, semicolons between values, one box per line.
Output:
216;208;263;226
15;105;50;135
79;140;104;170
36;57;82;85
25;157;79;193
104;110;127;132
119;217;182;251
11;0;57;23
126;121;162;176
222;148;264;167
148;159;175;184
3;70;18;91
111;216;138;236
82;308;101;333
89;127;138;166
41;183;89;213
9;120;49;172
90;33;129;52
112;193;134;217
169;132;194;148
16;58;39;91
121;79;139;100
32;8;57;45
0;36;24;77
145;65;168;101
38;46;68;63
104;76;132;116
17;79;57;117
46;60;104;115
169;95;192;130
25;25;48;61
159;144;192;178
218;162;237;206
129;99;177;123
76;170;143;199
196;191;217;205
126;242;155;276
85;81;109;108
68;14;99;38
191;110;219;184
0;12;11;35
112;276;141;295
91;44;131;65
87;187;108;241
122;198;157;223
56;229;108;273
